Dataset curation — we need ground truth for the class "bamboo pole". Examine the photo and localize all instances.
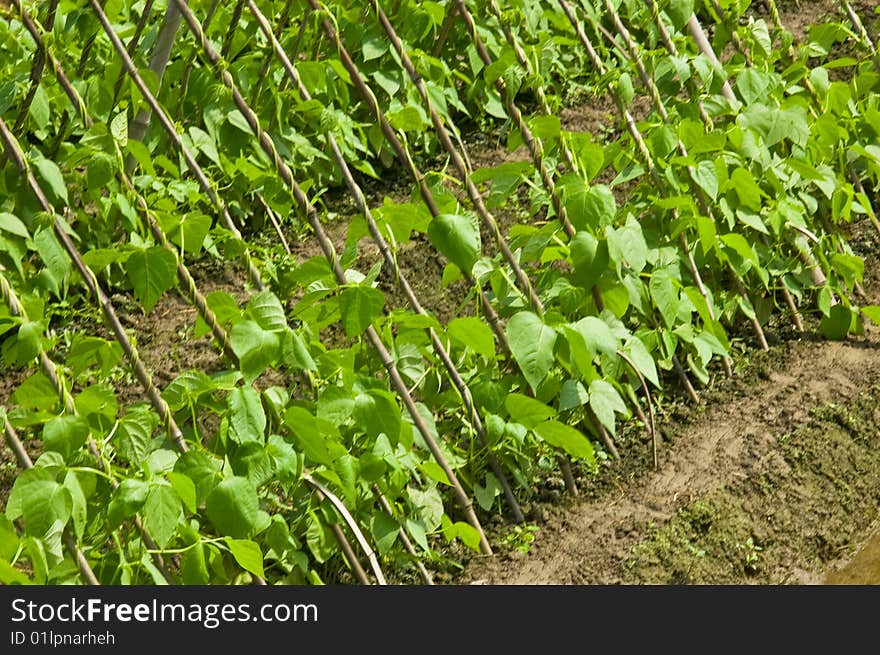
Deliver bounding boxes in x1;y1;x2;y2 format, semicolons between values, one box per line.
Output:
126;0;183;171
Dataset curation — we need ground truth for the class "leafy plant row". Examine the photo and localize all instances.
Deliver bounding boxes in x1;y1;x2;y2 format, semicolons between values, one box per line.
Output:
1;0;879;585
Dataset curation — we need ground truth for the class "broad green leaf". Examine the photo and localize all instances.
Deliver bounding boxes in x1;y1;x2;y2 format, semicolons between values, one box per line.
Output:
861;306;880;327
7;468;72;537
427;213;481;273
33;156;68;204
607;217;648;274
738;103;809;147
691;160;719;200
566;184;616;231
505;393;555;428
11;373;58;411
225;537;265;578
284;407;336;467
506;311;557;392
534;420;595;462
167;472;197;514
623;337;660;388
0;212;30;238
30;84;49;130
247;291;287;332
820;304;852;340
206;477;269;539
143;484;182;549
180;542;210;584
34;228;70;295
440;516;482;551
230;320;280;383
559;379;590;411
369;512;399;556
282;329;316;371
736;69;772;105
42;416;89;459
447;316;495;359
127;246;177;313
407;486;444;532
353;390;401;443
117;407;159;464
589;379;629;435
570;231;609;290
665;0;694;29
107;479;149;529
573;316;619;356
228;386;266;443
339;285;384;337
173;452;224;506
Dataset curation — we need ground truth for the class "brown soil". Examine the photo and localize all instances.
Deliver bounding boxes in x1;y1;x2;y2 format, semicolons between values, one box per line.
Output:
460;332;880;584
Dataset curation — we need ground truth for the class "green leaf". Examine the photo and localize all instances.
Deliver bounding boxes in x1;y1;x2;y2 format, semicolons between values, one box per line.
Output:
228;386;266;443
820;304;852;340
369;512;399;556
33;156;68;204
861;306;880;327
738;103;809;147
247;291;287;332
447;316;495;360
338;285;384;337
506;312;557;392
110;111;128;146
570;231;609;290
306;512;336;563
589;379;628;435
167;472;197;514
665;0;694;30
282;329;317;371
353;390;401;443
505;392;555;429
623;337;660;388
63;472;88;541
285;407;336;467
173;452;223;506
0;559;31;585
573;316;619;356
427;213;481;273
180;542;210;584
441;515;482;551
33;228;70;295
143;484;182;549
230;320;280;383
117;407;159;464
30;84;49;130
127;246;177;313
206;477;269;539
728;168;765;212
225;537;265;578
11;373;58;411
7;468;72;537
691;160;719;200
534;420;595;462
0;212;30;238
735;69;772;105
407;486;444;532
566;184;616;231
42;416;89;459
650;269;680;328
607;217;648;274
107;479;149;529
